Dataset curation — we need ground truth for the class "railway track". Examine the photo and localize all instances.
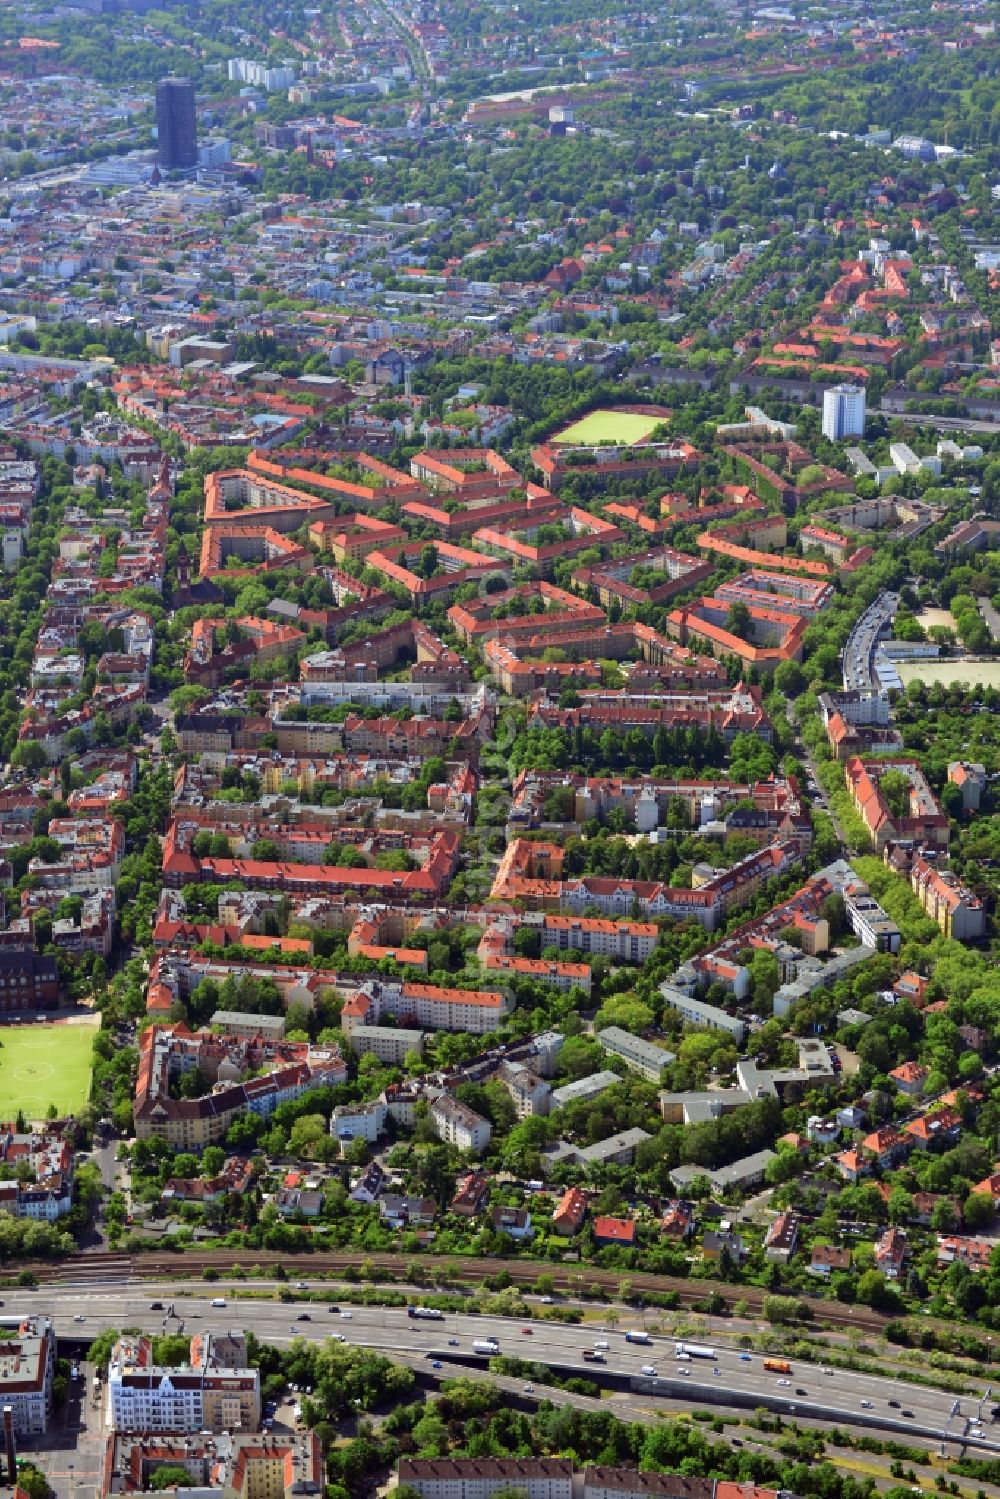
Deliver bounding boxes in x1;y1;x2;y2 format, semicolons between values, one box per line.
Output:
18;1249;893;1335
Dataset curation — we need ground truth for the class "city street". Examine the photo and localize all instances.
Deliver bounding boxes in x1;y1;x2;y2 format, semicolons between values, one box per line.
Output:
32;1284;998;1450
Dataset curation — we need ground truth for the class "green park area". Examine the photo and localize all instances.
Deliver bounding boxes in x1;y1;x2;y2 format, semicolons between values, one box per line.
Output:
0;1020;95;1121
551;409;664;446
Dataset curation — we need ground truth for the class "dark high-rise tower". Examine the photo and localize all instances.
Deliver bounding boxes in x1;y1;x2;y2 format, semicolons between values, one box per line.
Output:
155;77;197;170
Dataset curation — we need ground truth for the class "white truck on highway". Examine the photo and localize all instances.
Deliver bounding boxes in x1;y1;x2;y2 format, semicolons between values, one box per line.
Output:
473;1339;500;1355
624;1330;651;1344
408;1307;445;1320
675;1342;716;1360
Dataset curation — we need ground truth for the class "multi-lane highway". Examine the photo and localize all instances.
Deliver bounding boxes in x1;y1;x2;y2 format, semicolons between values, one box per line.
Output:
36;1282;998;1449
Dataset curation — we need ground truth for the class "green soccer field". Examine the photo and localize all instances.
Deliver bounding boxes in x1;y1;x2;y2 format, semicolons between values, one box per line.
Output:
551;409;663;446
0;1022;95;1121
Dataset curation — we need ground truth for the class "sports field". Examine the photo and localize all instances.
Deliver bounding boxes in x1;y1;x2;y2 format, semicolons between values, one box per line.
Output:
0;1019;96;1120
896;660;1000;689
551;409;664;446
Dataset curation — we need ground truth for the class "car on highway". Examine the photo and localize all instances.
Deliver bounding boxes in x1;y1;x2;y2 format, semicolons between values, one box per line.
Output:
889;1400;900;1408
521;1327;533;1335
74;1314;86;1322
523;1383;534;1393
448;1338;459;1346
340;1310;352;1319
713;1369;722;1377
327;1306;340;1314
777;1379;791;1388
299;1313;311;1321
539;1296;554;1304
296;1282;309;1290
795;1388;808;1396
431;1361;442;1369
290;1325;299;1335
860;1400;873;1409
902;1410;914;1418
150;1302;163;1311
595;1341;609;1350
739;1353;751;1362
678;1367;690;1376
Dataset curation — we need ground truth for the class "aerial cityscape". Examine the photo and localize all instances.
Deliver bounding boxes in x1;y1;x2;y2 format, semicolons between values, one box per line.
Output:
0;2;998;1499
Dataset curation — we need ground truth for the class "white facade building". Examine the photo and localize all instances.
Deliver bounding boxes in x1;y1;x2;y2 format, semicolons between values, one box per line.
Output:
331;1099;388;1144
822;384;867;441
429;1095;492;1153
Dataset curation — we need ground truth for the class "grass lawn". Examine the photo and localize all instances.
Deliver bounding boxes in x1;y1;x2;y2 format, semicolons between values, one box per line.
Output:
0;1020;95;1120
551;409;663;446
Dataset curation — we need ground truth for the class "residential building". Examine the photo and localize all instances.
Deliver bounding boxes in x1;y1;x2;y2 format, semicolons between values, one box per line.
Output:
397;1459;573;1499
702;1230;746;1263
108;1333;260;1433
909;851;986;940
584;1472;743;1499
550;1071;621;1109
843;879;901;953
948;762;986;811
905;1107;961;1150
809;1244;851;1276
490;1204;533;1240
499;1060;552;1117
862;1127;911;1169
134;1024;346;1147
889;1061;928;1096
451;1170;490;1217
341;978;511;1036
845;757;949;855
209;1011;285;1041
593;1216;636;1247
349;1163;384;1204
658;985;746;1043
597;1025;675;1080
430;1095;492;1154
937;1236;993;1271
275;1187;323;1218
822;384;867;441
0;1127;74;1221
347;1025;425;1065
379;1195;436;1227
972;1168;1000;1209
669;1149;777;1195
552;1185;588;1236
0;1314;55;1434
545;1128;652;1171
833;1148;867;1182
764;1211;799;1262
331;1099;388;1145
875;1226;909;1279
102;1430;324;1499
